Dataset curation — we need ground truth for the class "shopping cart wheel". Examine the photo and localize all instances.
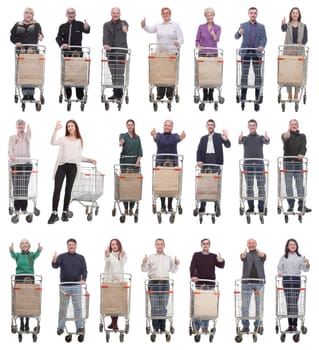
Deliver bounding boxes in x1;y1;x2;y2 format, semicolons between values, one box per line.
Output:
277;94;281;103
152;205;156;214
119;333;124;342
178;206;183;215
258;96;263;104
284;215;289;223
298;215;302;223
35;102;41;111
65;335;72;342
153;103;158;112
258;326;264;335
67;101;71;111
236;95;240;103
209;334;214;342
11;215;19;224
169;214;175;224
117;103;122;111
199;103;205;111
11;325;17;334
125;323;130;334
281;103;285;112
189;327;193;336
40;95;45;104
170;326;175;334
241;102;245;110
87;213;93;221
246;215;251;224
277;206;281;214
112;208;116;217
14;95;18;103
34;207;40;216
9;207;14;215
120;215;126;223
211;215;216;224
275;325;279;334
32;334;37;342
254;103;260;112
99;323;103;332
157;213;162;224
59;94;63;103
125;95;129;104
239;207;244;216
101;95;105;103
105;102;110;111
193;208;198;217
175;95;180;103
26;214;33;223
194;334;201;342
253;334;257;342
235;335;242;343
194;95;200;104
85;206;89;214
293;334;300;343
166;333;171;342
301;326;307;334
21;102;26;112
150;334;156;342
295;103;299;112
80;102;85;111
95;207;99;216
280;334;286;342
134;215;138;223
199;215;203;224
18;334;23;342
149;94;153;102
146;326;151;335
214;102;218;111
218;96;225;104
303;95;306;104
167;102;172;112
259;214;264;224
68;211;73;218
78;334;84;342
105;333;110;342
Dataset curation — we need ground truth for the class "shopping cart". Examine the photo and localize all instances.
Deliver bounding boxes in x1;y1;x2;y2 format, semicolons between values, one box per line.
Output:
277;45;309;112
148;43;180;112
58;282;90;343
234;278;265;343
70;161;104;221
189;279;219;343
112;164;142;223
277;156;308;223
14;44;46;112
59;46;91;111
8;158;40;224
152;153;183;224
193;164;222;224
275;275;307;343
194;47;225;111
11;274;42;343
145;278;174;342
239;158;269;224
99;273;132;342
101;47;131;111
236;48;265;111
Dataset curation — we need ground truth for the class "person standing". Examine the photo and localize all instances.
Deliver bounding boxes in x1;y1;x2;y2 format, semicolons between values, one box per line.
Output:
103;7;128;100
52;238;87;336
196;119;230;215
56;8;90;101
10;7;44;101
141;7;184;100
239;119;269;213
151;120;186;212
277;238;310;332
141;238;179;332
10;239;42;332
234;7;267;111
281;7;308;100
240;238;266;333
281;119;311;213
195;7;221;101
104;238;127;331
189;238;225;334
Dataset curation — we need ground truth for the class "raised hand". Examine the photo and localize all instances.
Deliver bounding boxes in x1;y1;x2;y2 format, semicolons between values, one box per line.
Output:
142;254;148;264
105;247;110;257
216;252;224;262
141;18;146;28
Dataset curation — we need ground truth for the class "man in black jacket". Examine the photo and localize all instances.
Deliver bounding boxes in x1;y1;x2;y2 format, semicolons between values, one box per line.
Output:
56;8;90;100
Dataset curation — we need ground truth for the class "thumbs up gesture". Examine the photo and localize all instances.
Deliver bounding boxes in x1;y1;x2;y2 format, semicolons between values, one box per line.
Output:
141;17;146;28
84;19;89;30
216;252;224;262
174;256;180;265
52;252;58;263
142;254;148;264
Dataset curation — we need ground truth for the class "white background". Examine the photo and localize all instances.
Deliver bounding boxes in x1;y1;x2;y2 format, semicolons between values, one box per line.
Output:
1;0;317;349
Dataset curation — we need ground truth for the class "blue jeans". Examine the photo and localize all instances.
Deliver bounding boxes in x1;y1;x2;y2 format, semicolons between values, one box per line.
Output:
283;162;304;208
241;283;263;328
241;51;262;100
148;280;169;331
244;162;265;210
283;276;301;327
59;284;83;330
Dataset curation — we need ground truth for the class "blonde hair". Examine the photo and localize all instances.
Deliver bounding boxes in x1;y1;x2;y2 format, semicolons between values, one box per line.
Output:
204;7;215;16
23;7;37;24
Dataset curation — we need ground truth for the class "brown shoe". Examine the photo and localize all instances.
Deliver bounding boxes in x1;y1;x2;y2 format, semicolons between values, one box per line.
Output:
129;209;133;216
288;92;292;101
201;327;208;334
125;209;128;215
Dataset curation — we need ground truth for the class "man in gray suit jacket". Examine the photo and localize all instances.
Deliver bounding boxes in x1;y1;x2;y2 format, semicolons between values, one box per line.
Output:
235;7;267;111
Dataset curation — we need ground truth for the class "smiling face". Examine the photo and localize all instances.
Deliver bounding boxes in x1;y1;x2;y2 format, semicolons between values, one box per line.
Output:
163;120;173;133
248;121;257;134
111;7;121;22
290;8;300;22
16;121;26;134
201;239;210;253
161;8;171;22
289;119;299;132
205;11;214;23
67;241;77;254
287;240;297;253
23;8;34;23
248;8;258;23
20;239;30;253
155;239;165;254
126;120;135;133
66;8;76;22
66;121;76;136
247;239;257;251
206;121;215;134
111;240;120;252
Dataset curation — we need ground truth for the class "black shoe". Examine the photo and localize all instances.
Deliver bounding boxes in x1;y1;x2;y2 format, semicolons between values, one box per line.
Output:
24;324;29;332
240;327;250;333
286;326;293;332
215;204;221;217
161;207;167;213
20;323;25;332
246;208;254;213
254;103;260;111
77;328;84;334
57;328;64;335
258;208;264;213
199;207;205;213
299;206;312;213
168;207;173;213
22;95;28;101
28;95;35;101
287;207;294;212
61;212;69;222
48;213;59;224
156;95;164;101
108;94;116;100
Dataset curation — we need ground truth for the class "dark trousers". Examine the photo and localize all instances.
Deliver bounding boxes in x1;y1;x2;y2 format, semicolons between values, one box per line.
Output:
52;163;77;212
283;276;301;327
11;163;32;211
241;52;262;100
244;162;266;210
108;54;126;97
284;162;304;208
148;280;169;331
65;87;84;100
157;86;174;99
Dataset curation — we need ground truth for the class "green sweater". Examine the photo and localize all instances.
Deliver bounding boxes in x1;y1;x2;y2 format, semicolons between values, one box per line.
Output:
10;249;41;274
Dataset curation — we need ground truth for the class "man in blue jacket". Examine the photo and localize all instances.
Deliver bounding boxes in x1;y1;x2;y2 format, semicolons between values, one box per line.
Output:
196;119;231;215
235;7;267;111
